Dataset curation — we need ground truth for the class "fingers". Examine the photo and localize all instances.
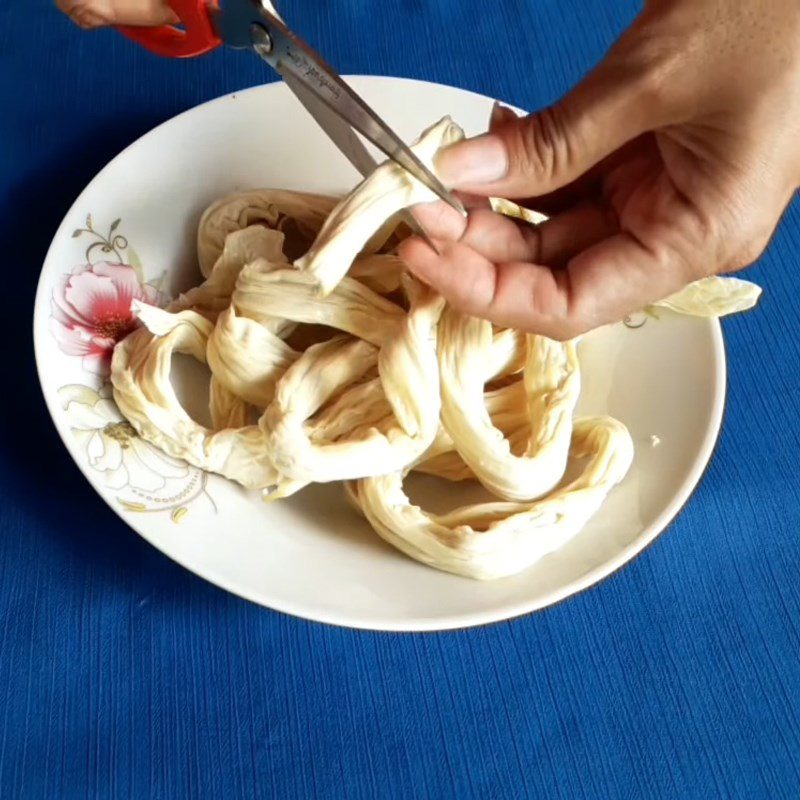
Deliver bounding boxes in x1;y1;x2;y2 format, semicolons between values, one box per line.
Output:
529;202;620;266
410;200;619;267
400;225;691;339
401;237;571;332
57;0;178;29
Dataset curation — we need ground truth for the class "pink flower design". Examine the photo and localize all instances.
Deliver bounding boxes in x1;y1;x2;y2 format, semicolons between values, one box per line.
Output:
51;262;166;375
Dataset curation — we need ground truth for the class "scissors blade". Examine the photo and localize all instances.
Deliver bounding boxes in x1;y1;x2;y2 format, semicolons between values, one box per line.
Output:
280;69;444;253
246;8;465;216
280;70;379;178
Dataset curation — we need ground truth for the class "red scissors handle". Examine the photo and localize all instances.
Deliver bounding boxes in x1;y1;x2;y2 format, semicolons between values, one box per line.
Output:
116;0;222;58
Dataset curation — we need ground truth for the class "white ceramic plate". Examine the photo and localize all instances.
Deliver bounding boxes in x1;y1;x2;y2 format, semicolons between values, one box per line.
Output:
33;77;725;631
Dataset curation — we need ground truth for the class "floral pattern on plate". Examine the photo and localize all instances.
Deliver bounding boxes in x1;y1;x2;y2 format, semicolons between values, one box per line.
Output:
51;216;214;523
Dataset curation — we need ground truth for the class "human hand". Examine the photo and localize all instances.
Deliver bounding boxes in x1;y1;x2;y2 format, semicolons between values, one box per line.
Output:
400;0;800;338
56;0;178;29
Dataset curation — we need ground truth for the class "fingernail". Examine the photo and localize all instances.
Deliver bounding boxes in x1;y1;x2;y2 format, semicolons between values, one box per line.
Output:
489;101;517;129
489;101;504;129
435;134;509;187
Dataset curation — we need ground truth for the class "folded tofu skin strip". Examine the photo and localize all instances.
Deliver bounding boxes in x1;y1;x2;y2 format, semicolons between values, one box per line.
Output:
110;117;761;579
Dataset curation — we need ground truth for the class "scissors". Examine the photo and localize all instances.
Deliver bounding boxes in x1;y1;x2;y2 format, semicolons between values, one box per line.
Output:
116;0;466;244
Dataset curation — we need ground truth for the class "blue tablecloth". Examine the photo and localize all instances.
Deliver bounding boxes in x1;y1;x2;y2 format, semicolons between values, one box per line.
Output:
3;2;800;797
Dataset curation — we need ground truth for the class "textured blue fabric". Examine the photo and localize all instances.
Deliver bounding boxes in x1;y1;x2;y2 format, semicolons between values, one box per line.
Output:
2;2;800;798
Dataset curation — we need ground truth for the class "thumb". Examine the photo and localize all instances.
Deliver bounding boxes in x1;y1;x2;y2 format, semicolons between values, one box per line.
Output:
436;49;671;198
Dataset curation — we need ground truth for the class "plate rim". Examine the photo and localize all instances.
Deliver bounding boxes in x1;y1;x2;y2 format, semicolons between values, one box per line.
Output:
32;76;727;632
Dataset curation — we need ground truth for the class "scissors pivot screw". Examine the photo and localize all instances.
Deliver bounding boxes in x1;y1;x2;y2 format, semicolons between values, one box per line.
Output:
250;24;273;56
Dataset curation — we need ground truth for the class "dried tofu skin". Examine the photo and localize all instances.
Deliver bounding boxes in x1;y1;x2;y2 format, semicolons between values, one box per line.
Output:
197;189;337;276
111;115;759;580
